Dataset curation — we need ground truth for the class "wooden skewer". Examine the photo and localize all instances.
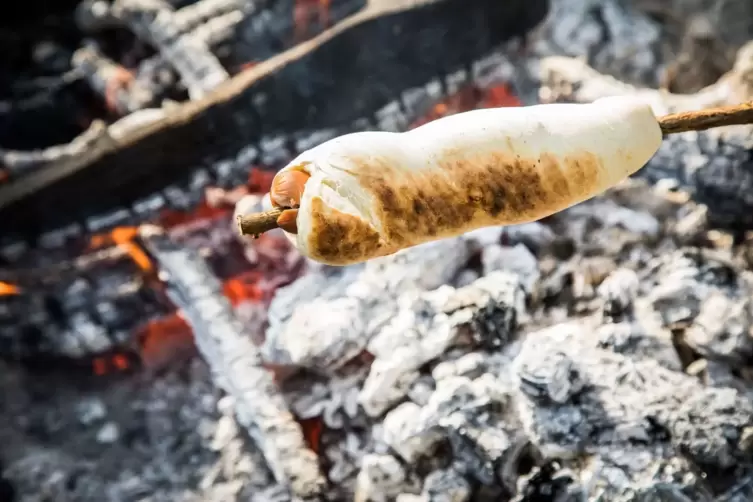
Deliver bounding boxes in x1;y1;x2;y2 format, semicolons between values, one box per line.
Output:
236;208;285;238
236;100;753;238
656;101;753;135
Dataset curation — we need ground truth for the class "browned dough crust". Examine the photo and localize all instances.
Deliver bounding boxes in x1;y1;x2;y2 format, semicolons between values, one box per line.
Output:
306;197;385;264
304;147;607;264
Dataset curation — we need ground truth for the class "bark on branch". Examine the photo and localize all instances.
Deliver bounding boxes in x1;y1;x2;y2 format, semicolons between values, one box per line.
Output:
657;101;753;135
236;207;284;237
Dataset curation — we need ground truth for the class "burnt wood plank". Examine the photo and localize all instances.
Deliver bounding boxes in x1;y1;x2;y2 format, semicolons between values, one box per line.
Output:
0;0;549;239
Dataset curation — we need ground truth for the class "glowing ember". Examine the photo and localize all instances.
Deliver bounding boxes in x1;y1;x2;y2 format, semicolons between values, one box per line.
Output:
160;168;275;228
481;84;522;108
91;351;138;376
88;226;154;274
79;167;294;374
293;0;331;42
136;313;196;371
0;281;20;296
409;83;521;128
112;227;154;274
298;415;324;454
104;66;136;115
158;198;231;229
223;270;266;305
12;82;520;376
248;169;276;193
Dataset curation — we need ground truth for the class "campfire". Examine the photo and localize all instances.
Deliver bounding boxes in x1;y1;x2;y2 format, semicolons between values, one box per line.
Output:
3;0;753;501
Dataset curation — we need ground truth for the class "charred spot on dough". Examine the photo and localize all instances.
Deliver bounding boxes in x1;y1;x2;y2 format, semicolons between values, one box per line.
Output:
307;197;383;265
352;150;604;246
539;153;570;198
412;198;426;215
561;153;602;198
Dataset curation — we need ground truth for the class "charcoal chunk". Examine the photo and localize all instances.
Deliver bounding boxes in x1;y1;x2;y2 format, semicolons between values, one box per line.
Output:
661;389;753;469
515;461;583;502
355;453;408;502
577;447;713;502
597;268;639;319
264;238;474;374
361;271;525;417
513;322;753;474
516;350;583;405
422;467;471;502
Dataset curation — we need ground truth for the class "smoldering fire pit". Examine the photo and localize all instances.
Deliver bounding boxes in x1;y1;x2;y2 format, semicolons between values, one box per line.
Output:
3;0;753;501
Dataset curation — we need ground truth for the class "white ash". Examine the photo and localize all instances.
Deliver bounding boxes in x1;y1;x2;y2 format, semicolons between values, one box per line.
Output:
355;453;412;502
644;248;753;367
359;271;526;417
0;359;277;502
481;244;540;295
686;358;748;392
597;267;639;319
263;237;475;373
684;290;753;365
285;365;368;429
420;467;473;502
261;181;753;499
534;0;664;86
562;198;662;241
594;316;682;372
573;447;713;501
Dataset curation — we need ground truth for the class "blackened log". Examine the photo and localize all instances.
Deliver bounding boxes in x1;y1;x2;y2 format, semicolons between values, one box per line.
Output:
0;0;549;241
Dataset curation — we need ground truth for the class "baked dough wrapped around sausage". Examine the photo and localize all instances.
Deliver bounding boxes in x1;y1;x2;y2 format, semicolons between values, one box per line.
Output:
272;96;663;266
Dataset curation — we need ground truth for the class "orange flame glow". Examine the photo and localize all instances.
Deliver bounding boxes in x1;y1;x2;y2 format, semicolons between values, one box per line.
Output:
0;281;20;296
104;67;135;115
481;84;522;108
88;226;154;274
293;0;331;42
91;352;136;376
82;167;283;375
410;83;521;129
298;416;324;453
137;314;196;370
158;199;231;230
223;271;265;305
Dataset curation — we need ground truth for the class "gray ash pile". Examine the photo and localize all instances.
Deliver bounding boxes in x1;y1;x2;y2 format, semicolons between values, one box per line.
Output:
3;0;753;501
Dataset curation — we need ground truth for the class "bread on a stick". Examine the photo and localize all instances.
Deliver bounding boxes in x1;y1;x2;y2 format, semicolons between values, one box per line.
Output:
268;96;663;266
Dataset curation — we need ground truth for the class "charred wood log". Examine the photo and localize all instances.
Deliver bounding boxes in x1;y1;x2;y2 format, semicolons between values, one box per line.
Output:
0;244;162;363
111;0;231;98
0;0;549;241
0;121;109;181
139;226;326;499
71;43;157;115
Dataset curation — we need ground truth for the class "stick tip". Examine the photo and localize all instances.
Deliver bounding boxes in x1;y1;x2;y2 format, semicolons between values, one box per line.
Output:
236;207;283;239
